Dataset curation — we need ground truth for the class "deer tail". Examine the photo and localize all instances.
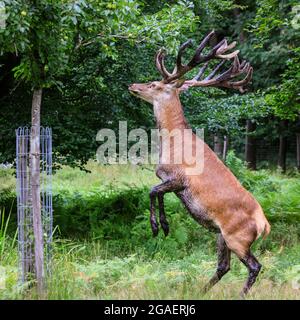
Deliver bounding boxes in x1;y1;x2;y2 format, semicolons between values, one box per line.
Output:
262;220;271;240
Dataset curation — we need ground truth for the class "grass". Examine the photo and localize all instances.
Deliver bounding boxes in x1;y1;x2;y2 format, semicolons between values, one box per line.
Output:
0;238;299;300
52;163;160;193
0;160;299;300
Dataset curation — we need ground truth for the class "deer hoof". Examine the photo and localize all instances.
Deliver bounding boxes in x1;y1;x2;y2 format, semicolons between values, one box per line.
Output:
151;223;159;237
161;222;169;237
239;291;247;300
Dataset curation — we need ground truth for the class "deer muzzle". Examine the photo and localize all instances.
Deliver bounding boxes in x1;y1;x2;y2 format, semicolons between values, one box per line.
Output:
128;83;142;94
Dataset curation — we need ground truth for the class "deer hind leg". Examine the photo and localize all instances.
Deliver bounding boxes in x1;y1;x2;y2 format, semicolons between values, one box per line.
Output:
222;225;261;296
203;233;231;293
149;179;183;237
239;252;262;297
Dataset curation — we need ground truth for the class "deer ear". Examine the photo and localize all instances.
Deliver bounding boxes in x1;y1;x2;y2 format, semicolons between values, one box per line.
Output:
171;79;186;88
178;80;195;93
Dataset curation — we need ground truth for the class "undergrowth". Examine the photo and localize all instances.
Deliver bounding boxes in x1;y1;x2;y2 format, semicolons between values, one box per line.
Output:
0;153;299;299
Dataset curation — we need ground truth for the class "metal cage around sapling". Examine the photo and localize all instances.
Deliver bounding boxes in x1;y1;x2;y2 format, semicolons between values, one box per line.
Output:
16;127;53;284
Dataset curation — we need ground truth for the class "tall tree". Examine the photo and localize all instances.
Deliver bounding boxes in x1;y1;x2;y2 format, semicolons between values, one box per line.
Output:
0;0;199;168
1;0;77;293
244;0;299;170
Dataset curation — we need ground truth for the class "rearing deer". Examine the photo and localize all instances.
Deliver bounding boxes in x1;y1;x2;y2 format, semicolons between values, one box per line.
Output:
128;30;270;296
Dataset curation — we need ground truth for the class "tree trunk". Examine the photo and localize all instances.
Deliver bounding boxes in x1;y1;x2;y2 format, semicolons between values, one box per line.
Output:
223;135;229;161
245;120;256;170
278;120;288;173
214;134;223;159
297;133;300;171
30;88;44;295
233;8;245;43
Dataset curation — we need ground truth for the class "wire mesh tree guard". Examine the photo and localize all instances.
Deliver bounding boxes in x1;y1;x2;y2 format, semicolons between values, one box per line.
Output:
16;127;53;284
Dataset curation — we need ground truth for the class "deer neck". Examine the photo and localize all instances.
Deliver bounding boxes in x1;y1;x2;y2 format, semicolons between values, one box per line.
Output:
153;93;189;131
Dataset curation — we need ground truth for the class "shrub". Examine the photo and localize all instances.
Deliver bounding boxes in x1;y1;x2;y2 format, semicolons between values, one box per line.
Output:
225;150;279;193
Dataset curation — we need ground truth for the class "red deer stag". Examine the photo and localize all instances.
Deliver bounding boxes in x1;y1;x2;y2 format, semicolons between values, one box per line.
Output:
128;30;270;296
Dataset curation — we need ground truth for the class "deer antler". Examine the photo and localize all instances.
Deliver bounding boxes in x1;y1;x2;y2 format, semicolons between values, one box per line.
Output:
155;30;252;93
182;56;253;93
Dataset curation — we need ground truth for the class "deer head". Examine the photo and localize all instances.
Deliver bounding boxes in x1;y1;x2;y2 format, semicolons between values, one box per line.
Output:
128;30;253;104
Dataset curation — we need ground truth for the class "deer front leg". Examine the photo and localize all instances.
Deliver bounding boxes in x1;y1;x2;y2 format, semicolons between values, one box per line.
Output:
157;193;169;236
149;179;183;237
